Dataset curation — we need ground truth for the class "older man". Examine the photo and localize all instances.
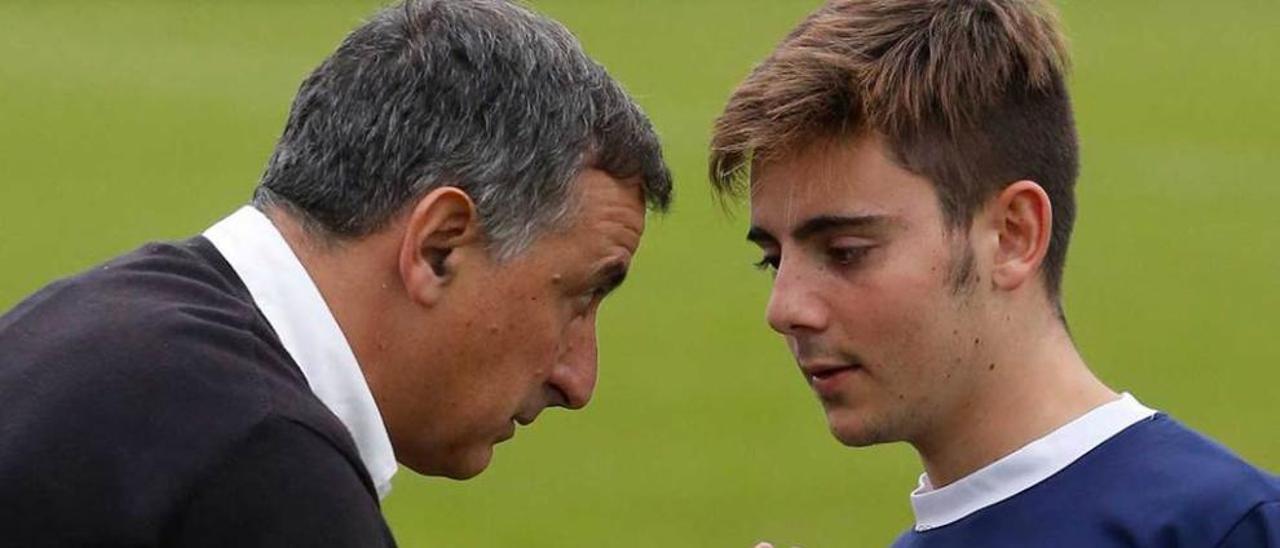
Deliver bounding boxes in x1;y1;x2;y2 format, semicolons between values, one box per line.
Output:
0;0;670;545
713;0;1279;546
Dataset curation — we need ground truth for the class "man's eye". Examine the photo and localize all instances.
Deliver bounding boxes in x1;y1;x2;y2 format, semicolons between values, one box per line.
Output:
574;287;607;314
829;246;870;266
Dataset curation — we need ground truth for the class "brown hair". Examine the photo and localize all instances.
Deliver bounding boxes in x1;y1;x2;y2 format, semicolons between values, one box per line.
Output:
710;0;1079;303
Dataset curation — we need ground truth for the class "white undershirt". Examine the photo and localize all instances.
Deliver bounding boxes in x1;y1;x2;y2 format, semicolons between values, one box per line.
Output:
910;392;1157;531
204;206;397;499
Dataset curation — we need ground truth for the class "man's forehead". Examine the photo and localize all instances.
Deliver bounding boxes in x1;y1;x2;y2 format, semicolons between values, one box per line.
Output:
575;169;645;218
551;170;645;260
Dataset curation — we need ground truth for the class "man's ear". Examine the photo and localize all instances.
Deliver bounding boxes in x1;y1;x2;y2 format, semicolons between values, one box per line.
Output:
986;180;1053;292
398;187;484;307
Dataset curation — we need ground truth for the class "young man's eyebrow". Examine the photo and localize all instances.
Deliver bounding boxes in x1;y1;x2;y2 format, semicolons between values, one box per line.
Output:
746;226;777;246
791;214;894;241
747;214;894;246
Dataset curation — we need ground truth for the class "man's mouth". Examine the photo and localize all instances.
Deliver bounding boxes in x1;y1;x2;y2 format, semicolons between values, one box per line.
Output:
498;420;517;442
514;412;538;426
500;412;540;443
800;363;862;397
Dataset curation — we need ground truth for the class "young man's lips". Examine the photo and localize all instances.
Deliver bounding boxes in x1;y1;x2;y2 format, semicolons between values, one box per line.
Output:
801;363;861;397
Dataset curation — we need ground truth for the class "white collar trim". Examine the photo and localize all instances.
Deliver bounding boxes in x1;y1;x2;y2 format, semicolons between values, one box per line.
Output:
204;206;397;499
909;392;1156;531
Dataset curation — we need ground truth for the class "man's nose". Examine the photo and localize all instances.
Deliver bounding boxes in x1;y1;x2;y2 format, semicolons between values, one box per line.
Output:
548;324;599;410
765;261;829;336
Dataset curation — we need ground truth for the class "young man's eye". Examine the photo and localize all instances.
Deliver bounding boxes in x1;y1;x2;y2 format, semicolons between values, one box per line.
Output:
828;246;870;266
753;256;779;272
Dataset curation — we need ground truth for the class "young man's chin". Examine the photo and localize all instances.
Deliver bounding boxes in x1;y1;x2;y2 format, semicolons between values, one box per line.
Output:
825;408;890;448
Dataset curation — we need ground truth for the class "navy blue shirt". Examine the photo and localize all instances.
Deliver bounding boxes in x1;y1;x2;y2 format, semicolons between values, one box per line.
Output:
894;415;1280;547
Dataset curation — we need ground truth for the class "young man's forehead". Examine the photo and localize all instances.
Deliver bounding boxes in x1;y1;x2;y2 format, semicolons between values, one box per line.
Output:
750;136;942;226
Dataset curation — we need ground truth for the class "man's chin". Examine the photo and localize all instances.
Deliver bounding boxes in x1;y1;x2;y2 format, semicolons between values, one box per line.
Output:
445;446;495;480
401;444;494;480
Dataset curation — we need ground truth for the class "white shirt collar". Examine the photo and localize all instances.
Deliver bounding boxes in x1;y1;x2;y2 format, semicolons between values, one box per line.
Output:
203;206;397;499
909;392;1156;531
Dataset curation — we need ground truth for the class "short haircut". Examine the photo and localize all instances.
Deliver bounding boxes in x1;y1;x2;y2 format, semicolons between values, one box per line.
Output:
710;0;1078;303
255;0;672;259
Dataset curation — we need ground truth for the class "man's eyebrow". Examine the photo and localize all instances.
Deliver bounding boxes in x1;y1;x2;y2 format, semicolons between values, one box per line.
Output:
792;214;894;240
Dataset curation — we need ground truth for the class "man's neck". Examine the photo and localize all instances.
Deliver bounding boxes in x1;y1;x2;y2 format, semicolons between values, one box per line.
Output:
914;319;1116;488
262;207;406;378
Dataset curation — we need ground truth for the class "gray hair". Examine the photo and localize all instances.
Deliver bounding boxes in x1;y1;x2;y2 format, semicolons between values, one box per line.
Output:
253;0;672;259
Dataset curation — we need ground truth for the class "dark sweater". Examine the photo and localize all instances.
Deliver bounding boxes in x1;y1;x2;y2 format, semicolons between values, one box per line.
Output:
0;237;396;547
893;415;1280;547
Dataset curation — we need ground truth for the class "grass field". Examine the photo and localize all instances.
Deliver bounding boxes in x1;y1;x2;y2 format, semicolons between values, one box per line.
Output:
2;1;1277;546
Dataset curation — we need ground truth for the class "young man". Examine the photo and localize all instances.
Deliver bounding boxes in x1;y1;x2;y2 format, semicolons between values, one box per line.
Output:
0;0;670;545
711;0;1279;545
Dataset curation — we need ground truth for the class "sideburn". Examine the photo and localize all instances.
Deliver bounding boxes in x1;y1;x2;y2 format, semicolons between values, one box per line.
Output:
945;234;979;295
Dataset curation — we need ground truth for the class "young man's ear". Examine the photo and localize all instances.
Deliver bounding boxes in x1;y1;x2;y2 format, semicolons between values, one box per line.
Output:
986;180;1053;292
398;187;483;306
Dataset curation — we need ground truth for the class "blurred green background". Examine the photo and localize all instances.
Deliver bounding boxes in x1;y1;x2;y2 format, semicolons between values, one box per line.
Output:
2;1;1277;546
